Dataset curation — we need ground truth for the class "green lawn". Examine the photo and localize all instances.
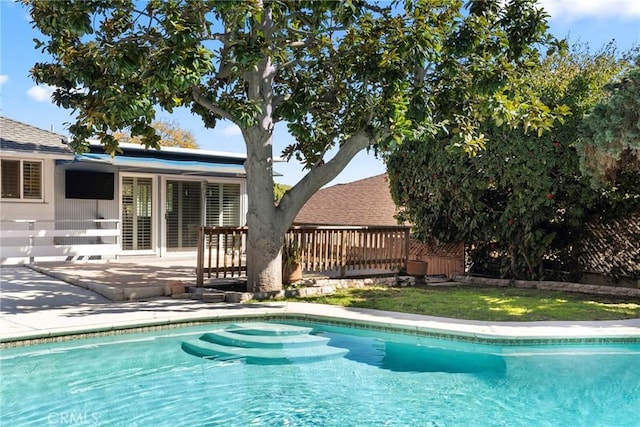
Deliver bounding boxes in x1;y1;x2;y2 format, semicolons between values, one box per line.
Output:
282;285;640;321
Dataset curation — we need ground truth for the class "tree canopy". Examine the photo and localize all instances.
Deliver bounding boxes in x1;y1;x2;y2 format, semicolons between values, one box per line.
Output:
26;0;558;291
387;43;639;280
578;59;640;185
274;182;292;203
112;119;199;148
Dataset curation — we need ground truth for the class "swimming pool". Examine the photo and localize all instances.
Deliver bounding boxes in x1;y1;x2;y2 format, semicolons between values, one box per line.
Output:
2;320;639;426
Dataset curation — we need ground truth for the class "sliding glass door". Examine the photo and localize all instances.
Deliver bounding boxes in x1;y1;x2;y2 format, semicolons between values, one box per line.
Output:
206;183;241;227
121;176;153;251
166;180;202;251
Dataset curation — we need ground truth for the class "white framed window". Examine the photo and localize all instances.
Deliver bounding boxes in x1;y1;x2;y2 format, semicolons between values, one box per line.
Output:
1;159;43;200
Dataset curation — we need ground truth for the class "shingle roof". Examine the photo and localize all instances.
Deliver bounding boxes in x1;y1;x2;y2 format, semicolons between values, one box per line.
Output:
0;116;72;156
294;174;404;226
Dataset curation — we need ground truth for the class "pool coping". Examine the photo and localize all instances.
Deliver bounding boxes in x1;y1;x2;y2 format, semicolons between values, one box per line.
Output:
2;301;639;348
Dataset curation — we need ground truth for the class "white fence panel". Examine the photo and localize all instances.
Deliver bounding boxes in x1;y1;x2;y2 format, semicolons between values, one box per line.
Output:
0;219;121;264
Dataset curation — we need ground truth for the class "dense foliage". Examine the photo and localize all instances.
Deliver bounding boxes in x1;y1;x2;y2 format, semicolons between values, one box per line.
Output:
388;44;639;280
112;119;199;149
578;61;640;186
274;183;292;203
26;0;558;291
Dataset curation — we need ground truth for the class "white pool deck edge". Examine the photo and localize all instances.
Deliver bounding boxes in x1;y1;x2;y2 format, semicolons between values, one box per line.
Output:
2;264;639;345
2;300;640;345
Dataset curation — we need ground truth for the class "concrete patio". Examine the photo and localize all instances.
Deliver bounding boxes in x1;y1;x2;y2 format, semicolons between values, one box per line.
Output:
1;264;639;346
20;256;400;302
27;257;201;301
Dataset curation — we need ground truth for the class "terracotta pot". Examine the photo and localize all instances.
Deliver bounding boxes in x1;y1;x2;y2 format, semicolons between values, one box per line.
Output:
406;260;428;276
283;263;303;284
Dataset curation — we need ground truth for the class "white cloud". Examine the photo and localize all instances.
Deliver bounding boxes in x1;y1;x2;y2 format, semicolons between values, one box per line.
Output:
0;75;7;85
220;124;242;136
538;0;640;21
27;84;55;102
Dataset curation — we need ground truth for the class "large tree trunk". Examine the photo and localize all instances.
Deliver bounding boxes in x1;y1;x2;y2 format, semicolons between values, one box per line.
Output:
240;8;375;292
243;127;374;292
245;220;284;293
243;124;288;292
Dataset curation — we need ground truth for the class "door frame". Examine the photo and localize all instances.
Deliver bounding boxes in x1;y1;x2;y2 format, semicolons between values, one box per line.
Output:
120;173;157;255
159;176;247;257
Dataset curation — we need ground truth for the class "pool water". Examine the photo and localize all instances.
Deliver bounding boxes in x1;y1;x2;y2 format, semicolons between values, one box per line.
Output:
1;321;639;426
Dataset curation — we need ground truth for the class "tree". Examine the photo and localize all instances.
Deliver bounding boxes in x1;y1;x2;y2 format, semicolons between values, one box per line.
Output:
274;183;292;204
26;0;555;292
387;43;636;280
113;119;199;148
578;59;640;186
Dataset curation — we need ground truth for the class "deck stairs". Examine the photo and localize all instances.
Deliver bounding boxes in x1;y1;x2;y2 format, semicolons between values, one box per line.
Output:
181;322;347;364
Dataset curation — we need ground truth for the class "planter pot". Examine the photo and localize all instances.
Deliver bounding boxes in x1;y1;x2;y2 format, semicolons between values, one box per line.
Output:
283;263;303;284
406;260;428;276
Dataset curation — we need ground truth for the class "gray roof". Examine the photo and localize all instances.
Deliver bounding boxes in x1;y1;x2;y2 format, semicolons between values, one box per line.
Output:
0;116;72;156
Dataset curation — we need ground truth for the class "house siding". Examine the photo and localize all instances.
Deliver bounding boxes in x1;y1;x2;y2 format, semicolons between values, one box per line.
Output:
1;117;249;264
0;156;57;222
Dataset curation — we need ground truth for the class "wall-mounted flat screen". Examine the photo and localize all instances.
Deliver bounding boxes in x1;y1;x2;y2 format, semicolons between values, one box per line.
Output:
65;170;115;200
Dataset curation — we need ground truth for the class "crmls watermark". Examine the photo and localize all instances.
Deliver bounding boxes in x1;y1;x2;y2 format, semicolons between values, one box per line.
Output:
47;411;99;425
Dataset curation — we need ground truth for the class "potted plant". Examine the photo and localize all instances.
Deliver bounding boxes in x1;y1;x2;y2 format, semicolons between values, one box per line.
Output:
406;259;428;276
282;236;303;284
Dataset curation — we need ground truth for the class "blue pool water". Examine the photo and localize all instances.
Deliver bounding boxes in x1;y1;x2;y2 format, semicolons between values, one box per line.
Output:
1;321;639;426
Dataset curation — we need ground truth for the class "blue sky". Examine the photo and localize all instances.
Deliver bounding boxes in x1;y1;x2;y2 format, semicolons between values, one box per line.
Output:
1;0;639;186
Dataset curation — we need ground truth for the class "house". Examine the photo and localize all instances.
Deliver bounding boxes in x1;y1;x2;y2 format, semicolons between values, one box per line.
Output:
295;174;465;278
0;116;247;264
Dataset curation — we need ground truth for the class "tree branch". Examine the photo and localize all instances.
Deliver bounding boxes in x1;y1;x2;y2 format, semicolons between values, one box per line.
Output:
277;58;312;73
277;130;376;225
191;86;236;123
288;40;310;48
206;32;230;42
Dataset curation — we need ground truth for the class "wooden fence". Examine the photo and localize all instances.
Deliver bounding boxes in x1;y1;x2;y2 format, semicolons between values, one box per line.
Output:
0;219;120;263
409;241;466;279
196;225;410;286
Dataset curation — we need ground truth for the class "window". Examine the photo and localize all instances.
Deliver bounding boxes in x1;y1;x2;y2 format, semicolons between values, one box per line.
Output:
1;159;42;200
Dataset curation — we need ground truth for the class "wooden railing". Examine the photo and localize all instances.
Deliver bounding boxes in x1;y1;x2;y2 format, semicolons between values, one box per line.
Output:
196;225;411;286
196;226;248;283
288;226;410;276
0;219;120;263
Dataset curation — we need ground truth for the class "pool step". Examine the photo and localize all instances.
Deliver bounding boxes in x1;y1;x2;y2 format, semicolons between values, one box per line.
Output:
201;330;330;348
182;322;347;364
181;340;348;364
225;322;314;336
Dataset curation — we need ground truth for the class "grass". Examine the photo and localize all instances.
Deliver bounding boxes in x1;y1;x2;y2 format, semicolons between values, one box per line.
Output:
282;284;640;321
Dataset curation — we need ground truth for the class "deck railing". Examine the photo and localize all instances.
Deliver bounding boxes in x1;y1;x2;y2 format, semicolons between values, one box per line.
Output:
196;226;248;283
0;219;120;263
196;225;411;286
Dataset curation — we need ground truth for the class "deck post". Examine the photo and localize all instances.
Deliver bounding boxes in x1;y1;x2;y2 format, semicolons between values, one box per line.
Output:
339;229;347;277
196;226;204;287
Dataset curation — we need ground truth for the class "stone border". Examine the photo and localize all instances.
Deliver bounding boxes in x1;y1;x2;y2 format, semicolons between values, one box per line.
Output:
187;275;419;303
455;275;640;297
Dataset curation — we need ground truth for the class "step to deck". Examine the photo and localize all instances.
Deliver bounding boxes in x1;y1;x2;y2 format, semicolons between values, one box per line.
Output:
182;322;347;364
202;292;226;303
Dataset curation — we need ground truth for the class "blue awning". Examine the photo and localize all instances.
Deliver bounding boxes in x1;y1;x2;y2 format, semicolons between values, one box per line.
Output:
70;153;246;176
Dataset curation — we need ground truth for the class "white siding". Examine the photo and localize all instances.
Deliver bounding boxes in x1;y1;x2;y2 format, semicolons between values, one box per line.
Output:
54;163;119;245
